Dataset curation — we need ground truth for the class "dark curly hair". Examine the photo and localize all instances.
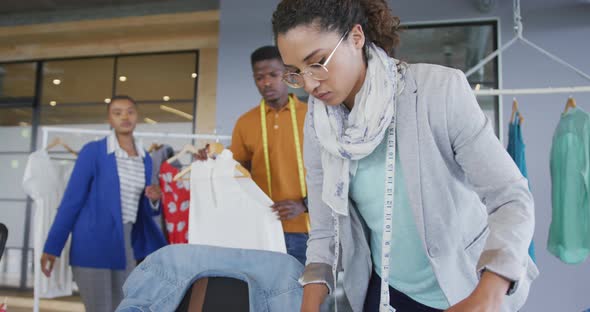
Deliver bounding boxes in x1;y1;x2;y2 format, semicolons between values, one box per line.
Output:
272;0;400;57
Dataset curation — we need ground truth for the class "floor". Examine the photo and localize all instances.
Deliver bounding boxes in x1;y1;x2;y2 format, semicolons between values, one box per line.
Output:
0;276;353;312
0;290;84;312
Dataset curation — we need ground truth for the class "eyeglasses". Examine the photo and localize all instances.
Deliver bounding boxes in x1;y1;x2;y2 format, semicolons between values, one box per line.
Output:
282;31;349;89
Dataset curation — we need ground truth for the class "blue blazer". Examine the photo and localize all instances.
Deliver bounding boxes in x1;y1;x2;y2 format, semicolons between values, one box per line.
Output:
44;138;167;269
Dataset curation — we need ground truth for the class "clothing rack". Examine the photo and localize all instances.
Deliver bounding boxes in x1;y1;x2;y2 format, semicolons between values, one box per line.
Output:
40;126;231;150
474;86;590;97
469;0;590;96
35;126;231;312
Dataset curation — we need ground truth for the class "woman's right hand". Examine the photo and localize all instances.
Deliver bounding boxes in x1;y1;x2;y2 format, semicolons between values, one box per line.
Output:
40;253;57;277
301;283;329;312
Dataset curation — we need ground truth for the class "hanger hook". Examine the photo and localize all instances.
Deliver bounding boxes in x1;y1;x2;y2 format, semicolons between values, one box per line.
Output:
213;128;219;143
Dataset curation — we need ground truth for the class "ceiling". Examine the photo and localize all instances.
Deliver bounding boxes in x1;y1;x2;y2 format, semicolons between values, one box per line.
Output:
0;9;220;62
0;0;217;15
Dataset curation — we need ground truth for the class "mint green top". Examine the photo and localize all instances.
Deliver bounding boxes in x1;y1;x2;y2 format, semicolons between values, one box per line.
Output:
349;133;449;309
549;107;590;264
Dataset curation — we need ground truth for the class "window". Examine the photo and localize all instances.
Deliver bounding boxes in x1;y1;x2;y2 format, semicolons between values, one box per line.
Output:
116;53;198;135
396;21;500;136
0;51;200;289
0;62;37;102
0;62;37;288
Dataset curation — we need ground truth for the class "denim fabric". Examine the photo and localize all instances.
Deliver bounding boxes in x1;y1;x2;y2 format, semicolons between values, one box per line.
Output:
116;244;304;312
285;233;308;265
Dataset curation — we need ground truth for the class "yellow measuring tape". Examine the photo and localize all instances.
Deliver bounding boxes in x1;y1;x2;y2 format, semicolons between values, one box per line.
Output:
259;96;307;200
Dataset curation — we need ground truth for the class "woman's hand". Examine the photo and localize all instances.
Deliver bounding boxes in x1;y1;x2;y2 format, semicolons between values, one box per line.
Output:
40;253;57;277
145;185;162;201
445;271;509;312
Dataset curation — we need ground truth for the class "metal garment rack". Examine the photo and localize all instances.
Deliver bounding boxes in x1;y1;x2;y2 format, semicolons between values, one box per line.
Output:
34;126;231;312
469;0;590;96
41;126;231;149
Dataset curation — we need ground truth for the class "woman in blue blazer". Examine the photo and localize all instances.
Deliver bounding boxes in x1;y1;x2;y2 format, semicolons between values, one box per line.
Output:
41;95;167;312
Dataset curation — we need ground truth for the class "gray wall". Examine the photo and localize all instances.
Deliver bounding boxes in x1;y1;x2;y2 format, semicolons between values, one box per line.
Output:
215;0;278;135
216;0;590;311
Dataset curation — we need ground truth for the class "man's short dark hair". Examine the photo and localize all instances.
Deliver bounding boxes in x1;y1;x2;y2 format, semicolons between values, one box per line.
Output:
107;95;137;110
251;46;283;67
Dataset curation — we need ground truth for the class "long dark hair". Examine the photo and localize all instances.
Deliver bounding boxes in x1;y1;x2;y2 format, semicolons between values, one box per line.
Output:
272;0;401;57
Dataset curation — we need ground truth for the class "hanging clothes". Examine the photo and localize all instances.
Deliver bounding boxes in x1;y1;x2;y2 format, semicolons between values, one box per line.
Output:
549;107;590;264
188;150;286;253
159;161;190;244
150;144;177;236
506;112;536;263
150;145;176;187
22;150;74;298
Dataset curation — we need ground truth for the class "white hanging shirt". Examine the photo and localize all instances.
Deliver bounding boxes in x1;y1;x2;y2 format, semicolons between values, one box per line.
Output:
188;150;286;253
22;150;74;299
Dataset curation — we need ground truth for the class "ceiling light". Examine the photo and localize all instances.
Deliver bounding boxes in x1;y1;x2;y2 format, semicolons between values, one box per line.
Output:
163;96;170;101
52;79;61;85
144;118;158;124
160;105;193;120
191;73;197;78
119;76;127;82
104;98;111;104
49;101;57;106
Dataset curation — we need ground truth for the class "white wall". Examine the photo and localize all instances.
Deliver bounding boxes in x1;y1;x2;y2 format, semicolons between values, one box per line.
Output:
215;1;590;311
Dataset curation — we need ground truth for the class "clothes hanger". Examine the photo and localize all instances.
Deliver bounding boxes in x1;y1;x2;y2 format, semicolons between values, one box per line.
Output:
148;143;163;153
166;144;200;164
45;137;78;156
510;98;518;124
173;143;251;181
510;98;525;125
564;96;577;114
207;142;251;178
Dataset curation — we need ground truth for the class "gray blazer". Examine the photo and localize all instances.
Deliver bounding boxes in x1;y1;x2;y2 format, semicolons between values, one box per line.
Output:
301;63;539;312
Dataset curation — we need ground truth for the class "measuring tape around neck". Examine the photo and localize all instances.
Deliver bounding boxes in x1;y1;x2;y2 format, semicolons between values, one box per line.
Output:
379;62;406;312
259;96;307;200
331;120;397;312
380;121;397;312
